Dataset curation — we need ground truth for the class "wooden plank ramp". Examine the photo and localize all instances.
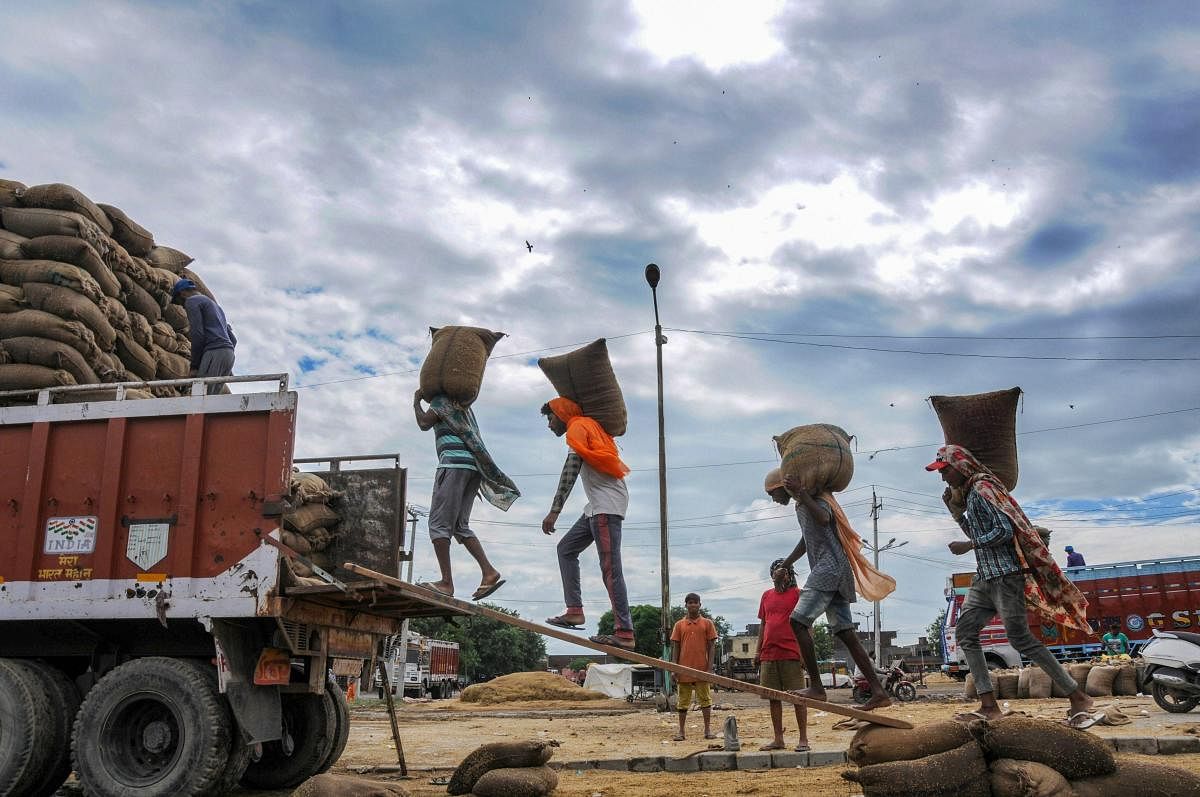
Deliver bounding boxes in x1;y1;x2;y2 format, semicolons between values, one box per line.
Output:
343;562;913;730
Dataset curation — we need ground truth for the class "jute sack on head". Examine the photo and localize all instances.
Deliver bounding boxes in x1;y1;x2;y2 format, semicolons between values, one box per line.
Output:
537;338;628;436
115;331;157;381
17;183;113;235
0;259;105;304
0;207;108;251
22;283;117;351
0;336;100;386
153;346;190;380
842;741;991;797
996;671;1020;700
115;270;162;322
0;229;27;259
146;245;194;272
0;364;75;391
1085;665;1119;698
773;424;855;492
447;741;556;796
1028;666;1052;699
21;235;121;299
0;284;27;313
1112;663;1138;696
419;325;505;407
290;772;411;797
848;720;973;766
1070;755;1200;797
0;178;25;208
0;310;101;363
968;716;1115;780
930;387;1022;490
471;766;559;797
96;203;154;256
989;758;1073;797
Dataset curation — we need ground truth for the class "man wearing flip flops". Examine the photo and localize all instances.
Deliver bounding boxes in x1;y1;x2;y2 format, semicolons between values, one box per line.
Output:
928;445;1100;728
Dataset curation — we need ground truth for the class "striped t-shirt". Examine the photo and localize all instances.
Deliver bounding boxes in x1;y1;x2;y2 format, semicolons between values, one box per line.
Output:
434;420;477;471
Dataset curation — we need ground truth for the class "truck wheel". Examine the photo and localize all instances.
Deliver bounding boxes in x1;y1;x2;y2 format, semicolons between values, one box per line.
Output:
71;657;231;797
239;688;336;789
318;673;350;773
189;658;253;794
0;659;56;796
24;661;81;797
1152;681;1200;714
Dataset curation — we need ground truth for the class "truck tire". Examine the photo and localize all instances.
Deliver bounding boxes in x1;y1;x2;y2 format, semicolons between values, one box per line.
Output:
239;688;336;789
189;658;253;793
71;657;232;797
318;673;350;773
24;661;81;797
0;659;57;796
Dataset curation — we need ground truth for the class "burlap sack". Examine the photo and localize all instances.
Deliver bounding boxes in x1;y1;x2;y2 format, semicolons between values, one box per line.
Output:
115;271;162;322
418;326;505;406
281;529;314;555
0;310;101;362
1028;666;1052;699
178;267;216;301
968;716;1115;780
1068;663;1093;692
0;342;7;365
0;207;107;251
97;203;154;256
1017;667;1032;699
996;671;1020;700
1085;666;1119;698
144;266;178;300
101;239;142;279
773;424;855;492
146;245;194;272
930;387;1022;490
536;338;627;436
842;741;990;797
127;312;154;350
153;346;190;380
989;758;1073;797
965;672;978;699
99;296;133;336
848;721;972;766
174;331;191;357
22;283;117;351
447;740;556;796
162;302;188;333
292;472;335;504
283;503;341;535
1112;664;1138;696
0;229;27;259
115;331;157;381
0;178;25;208
471;766;559;797
0;284;27;313
290;772;411;797
20;235;121;298
1071;756;1200;797
17;183;113;234
51;386;154;403
0;259;105;303
0;336;101;385
152;320;182;352
0;364;75;390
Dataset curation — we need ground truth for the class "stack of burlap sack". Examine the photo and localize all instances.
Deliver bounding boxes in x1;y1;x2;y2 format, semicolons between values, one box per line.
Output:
965;661;1140;700
0;179;209;401
282;471;343;579
843;716;1200;796
447;740;559;797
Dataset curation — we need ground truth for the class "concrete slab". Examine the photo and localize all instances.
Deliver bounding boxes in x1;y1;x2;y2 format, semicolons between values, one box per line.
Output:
1156;736;1200;755
770;750;809;768
629;756;665;772
698;751;737;771
593;758;630;771
807;749;849;767
663;755;702;773
1112;736;1159;755
736;752;773;770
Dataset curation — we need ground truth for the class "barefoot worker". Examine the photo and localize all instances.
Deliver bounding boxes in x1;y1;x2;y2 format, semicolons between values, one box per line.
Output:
413;391;519;600
754;558;810;753
768;468;894;711
927;444;1099;727
540;397;635;650
670;592;718;742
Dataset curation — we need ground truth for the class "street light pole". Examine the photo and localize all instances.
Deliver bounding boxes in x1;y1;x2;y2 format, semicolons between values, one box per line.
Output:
645;263;671;693
871;488;882;663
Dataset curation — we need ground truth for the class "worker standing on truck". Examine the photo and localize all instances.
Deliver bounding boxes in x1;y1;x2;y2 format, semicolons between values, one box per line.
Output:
413;391;519;600
540;397;636;651
927;444;1101;728
172;277;235;394
670;592;719;742
1065;545;1086;567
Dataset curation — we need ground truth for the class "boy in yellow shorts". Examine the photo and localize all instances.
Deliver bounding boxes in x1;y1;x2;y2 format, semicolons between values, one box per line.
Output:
670;592;718;741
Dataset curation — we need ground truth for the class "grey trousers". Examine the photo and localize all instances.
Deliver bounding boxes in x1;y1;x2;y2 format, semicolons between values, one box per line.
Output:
428;468;481;544
198;347;235;394
956;572;1078;696
557;513;633;635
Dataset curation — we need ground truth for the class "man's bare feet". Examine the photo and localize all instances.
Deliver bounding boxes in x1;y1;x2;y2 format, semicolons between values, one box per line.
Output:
791;686;828;702
859;693;893;711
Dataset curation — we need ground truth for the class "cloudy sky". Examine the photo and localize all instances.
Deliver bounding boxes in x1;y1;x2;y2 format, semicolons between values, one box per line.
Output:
3;1;1198;656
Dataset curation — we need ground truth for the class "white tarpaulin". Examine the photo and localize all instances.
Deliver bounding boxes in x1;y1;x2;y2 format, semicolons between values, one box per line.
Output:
582;663;634;698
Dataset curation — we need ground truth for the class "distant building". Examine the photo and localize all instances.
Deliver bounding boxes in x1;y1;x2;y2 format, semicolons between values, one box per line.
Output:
723;623;761;682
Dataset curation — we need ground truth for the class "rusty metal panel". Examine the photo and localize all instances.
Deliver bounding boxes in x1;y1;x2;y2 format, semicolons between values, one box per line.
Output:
301;460;405;583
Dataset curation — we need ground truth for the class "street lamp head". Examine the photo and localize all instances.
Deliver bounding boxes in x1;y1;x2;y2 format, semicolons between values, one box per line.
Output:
644;263;661;289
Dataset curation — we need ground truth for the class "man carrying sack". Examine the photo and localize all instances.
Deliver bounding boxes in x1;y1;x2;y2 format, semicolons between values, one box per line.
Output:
540;397;635;650
927;444;1100;727
768;468;894;711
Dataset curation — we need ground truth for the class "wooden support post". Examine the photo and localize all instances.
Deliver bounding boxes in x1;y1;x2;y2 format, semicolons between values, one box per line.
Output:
376;657;407;774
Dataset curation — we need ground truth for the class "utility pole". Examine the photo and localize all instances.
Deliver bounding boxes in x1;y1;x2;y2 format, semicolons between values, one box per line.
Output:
871;488;883;664
644;263;671;694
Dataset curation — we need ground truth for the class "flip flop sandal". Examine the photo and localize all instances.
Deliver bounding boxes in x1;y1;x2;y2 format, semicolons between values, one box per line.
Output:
589;634;636;650
1066;711;1104;730
794;744;812;752
472;579;506;601
546;615;586;629
415;581;451;596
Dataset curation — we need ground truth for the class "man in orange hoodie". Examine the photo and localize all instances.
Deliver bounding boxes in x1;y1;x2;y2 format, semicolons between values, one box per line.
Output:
540;398;635;650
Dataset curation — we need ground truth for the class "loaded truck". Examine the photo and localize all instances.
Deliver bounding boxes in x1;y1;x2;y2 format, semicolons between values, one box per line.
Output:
374;632;461;699
0;374;461;796
941;555;1200;676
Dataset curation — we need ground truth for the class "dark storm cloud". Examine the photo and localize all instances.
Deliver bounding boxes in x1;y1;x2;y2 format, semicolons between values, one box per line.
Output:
1020;222;1102;267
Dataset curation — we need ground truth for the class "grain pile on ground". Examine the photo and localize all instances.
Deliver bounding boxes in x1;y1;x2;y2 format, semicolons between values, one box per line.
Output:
1071;755;1200;796
537;338;627;436
419;326;505;406
291;773;411;796
0;180;203;401
773;423;855;492
459;672;609;705
929;386;1022;489
447;740;558;796
283;470;343;580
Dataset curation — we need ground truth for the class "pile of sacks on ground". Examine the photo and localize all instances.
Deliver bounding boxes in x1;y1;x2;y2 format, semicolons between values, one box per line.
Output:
446;740;559;797
843;716;1200;796
0;179;214;401
282;470;344;582
966;661;1141;700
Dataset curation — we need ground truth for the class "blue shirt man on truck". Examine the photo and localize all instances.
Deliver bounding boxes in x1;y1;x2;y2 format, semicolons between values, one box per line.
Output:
172;278;236;394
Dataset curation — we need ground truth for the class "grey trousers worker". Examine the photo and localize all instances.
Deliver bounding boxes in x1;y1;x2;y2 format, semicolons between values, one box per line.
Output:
197;347;235;395
428;468;481;544
956;572;1078;695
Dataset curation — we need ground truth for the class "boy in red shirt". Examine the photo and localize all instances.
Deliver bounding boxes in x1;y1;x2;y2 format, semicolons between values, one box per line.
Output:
755;558;810;752
669;592;719;741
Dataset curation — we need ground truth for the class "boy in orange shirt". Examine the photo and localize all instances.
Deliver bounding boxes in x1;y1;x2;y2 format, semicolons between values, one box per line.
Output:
670;592;718;741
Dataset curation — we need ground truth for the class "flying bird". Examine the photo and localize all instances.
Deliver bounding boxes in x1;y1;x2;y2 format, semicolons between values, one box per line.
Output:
525;240;533;253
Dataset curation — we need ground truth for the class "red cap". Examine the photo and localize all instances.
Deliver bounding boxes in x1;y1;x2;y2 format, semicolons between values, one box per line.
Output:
925;458;949;471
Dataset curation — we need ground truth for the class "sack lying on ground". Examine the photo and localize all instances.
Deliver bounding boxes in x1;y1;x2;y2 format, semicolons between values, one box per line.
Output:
21;283;117;351
0;259;105;303
97;203;154;256
20;235;121;299
773;423;855;492
965;672;978;699
1017;667;1032;699
419;325;505;407
989;758;1072;797
17;183;114;234
1028;666;1052;699
1070;755;1200;797
0;336;100;385
289;772;411;797
968;716;1115;780
930;387;1022;490
996;671;1020;700
0;229;27;259
1112;664;1138;696
848;720;972;766
842;741;990;797
447;740;556;796
1068;663;1093;691
537;337;627;436
470;766;559;797
0;363;76;391
1085;666;1120;698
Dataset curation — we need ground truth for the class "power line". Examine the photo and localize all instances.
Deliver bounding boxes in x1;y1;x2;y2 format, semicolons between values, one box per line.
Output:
681;330;1200;342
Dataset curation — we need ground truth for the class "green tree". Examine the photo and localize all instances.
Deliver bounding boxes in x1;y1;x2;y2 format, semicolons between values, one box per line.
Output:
409;603;547;681
811;621;834;661
927;609;947;648
598;604;732;660
567;657;593;672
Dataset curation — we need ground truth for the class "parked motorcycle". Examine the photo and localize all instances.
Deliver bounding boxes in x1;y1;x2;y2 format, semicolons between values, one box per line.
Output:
1141;628;1200;713
851;664;917;704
